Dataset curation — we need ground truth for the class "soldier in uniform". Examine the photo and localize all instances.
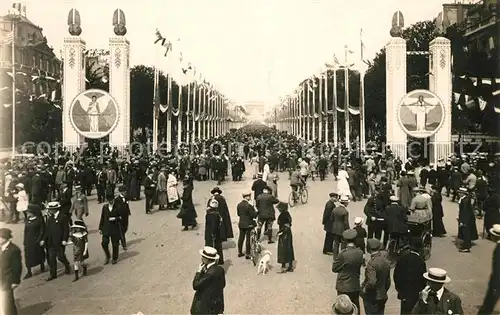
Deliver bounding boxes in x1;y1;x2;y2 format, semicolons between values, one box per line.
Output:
116;185;131;250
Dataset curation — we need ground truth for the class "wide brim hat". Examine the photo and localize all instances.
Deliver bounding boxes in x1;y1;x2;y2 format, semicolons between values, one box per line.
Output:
70;220;87;231
15;182;24;189
118;185;127;193
423;268;451;283
331;294;358;315
276;201;288;212
199;246;219;261
489;224;500;237
211;187;222;194
74;185;82;190
27;203;41;214
329;192;339;198
354;217;363;225
339;195;350;202
389;195;399;202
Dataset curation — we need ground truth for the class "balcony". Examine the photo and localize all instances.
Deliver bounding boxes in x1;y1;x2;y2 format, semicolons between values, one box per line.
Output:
461;0;498;37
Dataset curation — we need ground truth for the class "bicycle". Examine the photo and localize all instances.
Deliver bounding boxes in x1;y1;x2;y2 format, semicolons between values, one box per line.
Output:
288;185;308;207
249;221;262;266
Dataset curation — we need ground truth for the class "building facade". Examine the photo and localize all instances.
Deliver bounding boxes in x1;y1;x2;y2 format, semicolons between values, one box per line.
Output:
0;9;61;147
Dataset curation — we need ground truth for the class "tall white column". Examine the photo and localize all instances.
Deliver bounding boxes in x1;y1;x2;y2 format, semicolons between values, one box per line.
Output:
429;37;452;164
63;37;85;150
385;37;407;161
109;37;130;149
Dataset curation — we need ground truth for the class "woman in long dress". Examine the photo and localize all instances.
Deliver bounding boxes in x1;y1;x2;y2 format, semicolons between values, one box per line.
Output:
276;202;295;273
396;171;412;208
336;167;352;199
166;171;180;209
177;177;197;230
250;153;259;179
430;185;446;237
23;204;46;279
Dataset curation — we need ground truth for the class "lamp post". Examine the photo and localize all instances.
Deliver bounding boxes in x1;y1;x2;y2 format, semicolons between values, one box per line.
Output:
9;10;21;155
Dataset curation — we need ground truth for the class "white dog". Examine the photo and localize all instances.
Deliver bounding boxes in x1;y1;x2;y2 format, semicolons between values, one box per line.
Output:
257;250;272;275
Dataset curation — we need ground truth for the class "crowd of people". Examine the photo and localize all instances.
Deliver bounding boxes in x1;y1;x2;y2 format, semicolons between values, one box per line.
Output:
0;126;499;314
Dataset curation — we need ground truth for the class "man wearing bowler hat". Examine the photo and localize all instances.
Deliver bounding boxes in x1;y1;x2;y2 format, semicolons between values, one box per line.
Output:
478;224;500;314
0;228;22;315
98;191;122;265
332;229;364;310
190;246;226;315
411;268;463;314
255;186;280;244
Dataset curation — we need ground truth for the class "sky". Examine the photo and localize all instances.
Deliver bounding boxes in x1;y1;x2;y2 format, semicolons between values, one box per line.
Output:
1;0;448;106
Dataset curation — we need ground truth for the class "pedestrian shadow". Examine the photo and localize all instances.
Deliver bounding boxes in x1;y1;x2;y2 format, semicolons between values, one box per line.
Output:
474;305;499;315
18;301;53;315
222;240;236;250
120;250;139;261
85;266;104;277
222;259;233;274
127;238;145;247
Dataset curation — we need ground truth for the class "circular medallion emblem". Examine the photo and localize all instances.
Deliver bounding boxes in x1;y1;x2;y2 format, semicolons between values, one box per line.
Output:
69;89;119;139
397;89;445;139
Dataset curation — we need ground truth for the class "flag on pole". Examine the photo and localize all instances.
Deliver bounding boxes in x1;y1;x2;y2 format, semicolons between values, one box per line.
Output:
360;29;365;61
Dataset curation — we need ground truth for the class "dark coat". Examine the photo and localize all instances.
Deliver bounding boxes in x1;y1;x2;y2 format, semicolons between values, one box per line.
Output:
115;195;131;231
332;245;364;292
23;216;46;267
256;192;279;220
44;212;70;247
236;200;257;229
251;179;267;200
411;288;464;315
331;205;350;236
362;251;391;301
450;171;462;190
0;241;22;289
385;202;408;234
394;249;427;299
143;175;156;196
322;200;336;232
207;194;233;240
277;210;295;264
486;243;500;293
484;192;500;233
458;196;478;241
178;183;197;227
98;202;122;236
190;264;226;315
205;209;222;247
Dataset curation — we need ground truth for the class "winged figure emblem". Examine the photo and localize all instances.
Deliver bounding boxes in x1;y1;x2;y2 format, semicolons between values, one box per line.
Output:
400;94;442;133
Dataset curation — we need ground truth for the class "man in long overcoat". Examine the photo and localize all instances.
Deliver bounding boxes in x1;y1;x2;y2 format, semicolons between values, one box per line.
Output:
156;168;167;210
190;246;226;315
207;187;233;240
331;196;350;258
322;192;338;255
0;228;22;315
457;188;478;253
255;186;279;243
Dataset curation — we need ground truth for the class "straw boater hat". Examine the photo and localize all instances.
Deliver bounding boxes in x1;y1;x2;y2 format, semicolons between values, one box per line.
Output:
390;195;399;202
46;201;61;210
490;224;500;237
354;217;363;225
458;187;468;194
331;294;358;315
423;268;451;283
15;182;24;189
199;246;219;261
74;185;81;190
339;195;349;203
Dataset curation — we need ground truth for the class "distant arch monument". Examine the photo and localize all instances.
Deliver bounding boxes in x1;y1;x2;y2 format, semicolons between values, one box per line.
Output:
385;11;452;164
63;8;130;150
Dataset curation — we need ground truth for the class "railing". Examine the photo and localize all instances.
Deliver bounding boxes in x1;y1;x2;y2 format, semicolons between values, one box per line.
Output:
462;14;498;35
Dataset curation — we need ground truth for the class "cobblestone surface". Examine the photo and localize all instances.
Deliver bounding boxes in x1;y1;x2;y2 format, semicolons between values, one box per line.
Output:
4;165;496;314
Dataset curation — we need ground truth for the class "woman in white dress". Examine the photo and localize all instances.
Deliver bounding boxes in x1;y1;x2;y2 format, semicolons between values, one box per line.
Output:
336;167;352;198
262;162;270;182
250;153;259;179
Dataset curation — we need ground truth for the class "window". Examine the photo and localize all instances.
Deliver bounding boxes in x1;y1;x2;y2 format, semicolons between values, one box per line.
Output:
39;57;43;70
32;55;36;67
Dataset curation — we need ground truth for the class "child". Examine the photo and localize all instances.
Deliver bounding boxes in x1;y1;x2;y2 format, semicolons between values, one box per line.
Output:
69;220;89;281
15;183;28;223
353;217;367;253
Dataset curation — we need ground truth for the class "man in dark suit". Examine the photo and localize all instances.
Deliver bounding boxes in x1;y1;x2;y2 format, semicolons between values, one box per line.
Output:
322;192;338;255
251;173;267;204
190;246;226;315
236;191;258;259
411;268;463;315
0;228;22;315
116;185;131;250
457;188;478;253
385;195;409;250
332;229;364;310
143;172;156;214
331;195;351;258
58;183;73;225
478;225;500;314
255;186;279;244
44;201;71;281
394;242;427;314
95;166;108;203
99;192;122;264
362;238;391;314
